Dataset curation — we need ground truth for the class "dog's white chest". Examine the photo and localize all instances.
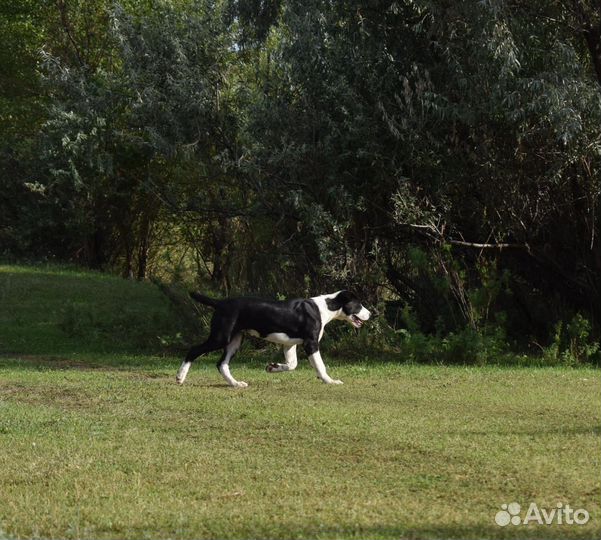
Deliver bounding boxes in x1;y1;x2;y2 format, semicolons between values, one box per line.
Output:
245;329;303;346
263;332;303;346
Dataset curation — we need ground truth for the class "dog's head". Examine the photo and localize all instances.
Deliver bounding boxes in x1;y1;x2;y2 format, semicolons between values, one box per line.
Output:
325;290;371;328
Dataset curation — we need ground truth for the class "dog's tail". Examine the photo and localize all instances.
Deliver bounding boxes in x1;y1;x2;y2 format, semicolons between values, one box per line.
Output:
189;292;219;308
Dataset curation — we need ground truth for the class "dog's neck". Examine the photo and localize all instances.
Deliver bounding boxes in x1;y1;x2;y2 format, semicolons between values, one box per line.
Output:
310;291;343;326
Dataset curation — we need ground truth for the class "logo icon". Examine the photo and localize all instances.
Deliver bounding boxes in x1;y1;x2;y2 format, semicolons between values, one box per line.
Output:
495;502;522;526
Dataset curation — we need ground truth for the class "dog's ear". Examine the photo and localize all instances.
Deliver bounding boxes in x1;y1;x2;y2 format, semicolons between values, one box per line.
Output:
325;295;341;311
325;290;352;311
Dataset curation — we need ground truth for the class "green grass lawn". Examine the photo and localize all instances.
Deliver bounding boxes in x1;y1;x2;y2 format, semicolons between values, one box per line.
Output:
0;265;599;539
0;264;186;355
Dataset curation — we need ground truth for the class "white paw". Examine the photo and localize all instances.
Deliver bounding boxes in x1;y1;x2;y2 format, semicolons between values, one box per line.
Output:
324;379;343;385
176;377;185;385
266;363;280;373
233;381;249;388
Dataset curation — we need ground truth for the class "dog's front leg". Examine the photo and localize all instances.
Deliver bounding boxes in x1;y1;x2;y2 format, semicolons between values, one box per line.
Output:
304;341;342;385
266;345;298;373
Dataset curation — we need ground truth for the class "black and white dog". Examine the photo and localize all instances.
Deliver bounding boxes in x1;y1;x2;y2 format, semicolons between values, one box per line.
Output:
176;290;371;387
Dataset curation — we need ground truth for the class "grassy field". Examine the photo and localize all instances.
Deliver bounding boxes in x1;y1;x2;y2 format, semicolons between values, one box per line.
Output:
0;265;599;539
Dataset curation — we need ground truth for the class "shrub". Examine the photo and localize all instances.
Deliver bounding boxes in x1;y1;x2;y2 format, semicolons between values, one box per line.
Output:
544;314;601;366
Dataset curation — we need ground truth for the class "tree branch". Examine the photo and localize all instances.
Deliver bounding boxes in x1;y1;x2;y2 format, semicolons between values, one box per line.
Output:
55;0;85;67
403;223;529;251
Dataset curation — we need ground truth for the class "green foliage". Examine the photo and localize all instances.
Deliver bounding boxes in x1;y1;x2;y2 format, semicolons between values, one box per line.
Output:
387;302;511;365
545;313;601;365
368;299;599;367
1;0;601;353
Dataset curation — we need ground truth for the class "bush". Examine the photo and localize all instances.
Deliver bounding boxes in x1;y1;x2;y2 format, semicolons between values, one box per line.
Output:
544;314;601;366
329;302;600;367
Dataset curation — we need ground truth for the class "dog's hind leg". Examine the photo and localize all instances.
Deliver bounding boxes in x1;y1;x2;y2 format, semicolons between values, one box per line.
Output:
176;337;225;384
177;310;236;384
217;333;247;388
266;344;298;373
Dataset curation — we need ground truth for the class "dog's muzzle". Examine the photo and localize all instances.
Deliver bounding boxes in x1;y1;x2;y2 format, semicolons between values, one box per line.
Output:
350;314;365;328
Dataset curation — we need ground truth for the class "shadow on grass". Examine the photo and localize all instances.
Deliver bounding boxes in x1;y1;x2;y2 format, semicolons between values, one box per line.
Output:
0;350;281;372
82;521;597;540
0;525;599;540
444;425;601;437
0;353;177;372
259;522;599;540
244;518;599;540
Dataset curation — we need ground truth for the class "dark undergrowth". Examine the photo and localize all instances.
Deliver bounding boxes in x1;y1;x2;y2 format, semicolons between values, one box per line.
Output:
1;263;599;367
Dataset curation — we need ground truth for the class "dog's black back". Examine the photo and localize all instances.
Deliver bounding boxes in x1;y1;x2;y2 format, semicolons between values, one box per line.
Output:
194;294;322;344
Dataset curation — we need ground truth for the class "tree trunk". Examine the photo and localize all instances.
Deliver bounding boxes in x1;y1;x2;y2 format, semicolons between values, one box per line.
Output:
211;216;231;293
86;228;107;270
583;24;601;86
136;213;151;281
572;0;601;86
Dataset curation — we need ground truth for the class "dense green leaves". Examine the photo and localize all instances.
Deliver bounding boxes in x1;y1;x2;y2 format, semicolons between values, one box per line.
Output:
1;0;600;352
